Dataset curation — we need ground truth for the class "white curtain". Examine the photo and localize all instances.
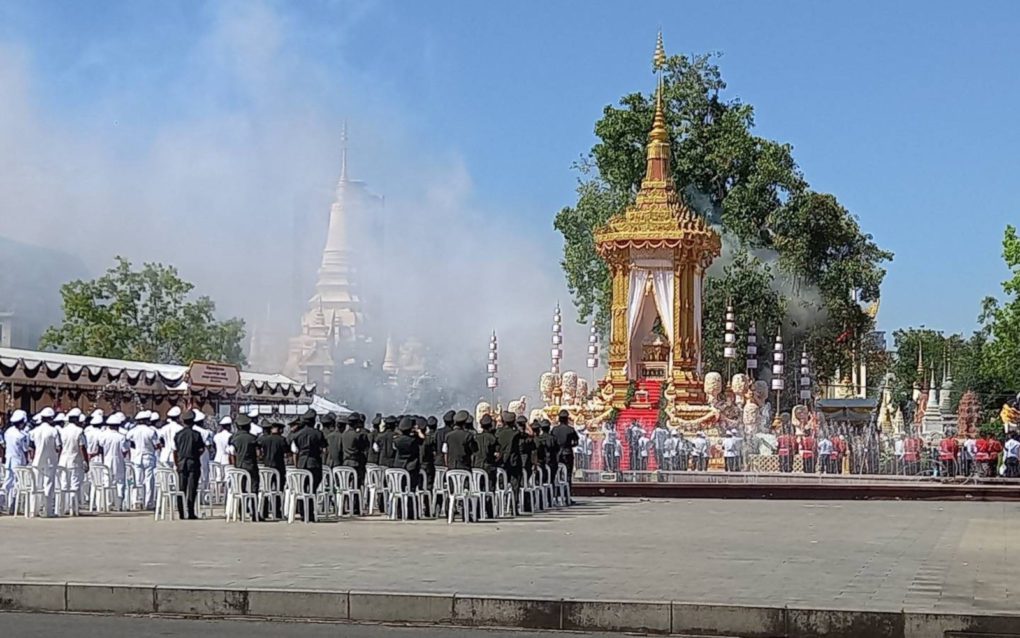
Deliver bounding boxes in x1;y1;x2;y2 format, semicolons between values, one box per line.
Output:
650;269;674;344
626;269;650;377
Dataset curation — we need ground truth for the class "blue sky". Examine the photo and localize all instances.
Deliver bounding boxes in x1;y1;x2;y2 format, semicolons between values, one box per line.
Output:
1;0;1018;342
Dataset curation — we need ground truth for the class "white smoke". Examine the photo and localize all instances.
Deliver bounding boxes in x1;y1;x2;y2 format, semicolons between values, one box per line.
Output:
0;2;589;408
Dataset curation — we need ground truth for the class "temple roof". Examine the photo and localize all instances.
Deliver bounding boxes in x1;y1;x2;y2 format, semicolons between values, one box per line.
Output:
594;77;720;261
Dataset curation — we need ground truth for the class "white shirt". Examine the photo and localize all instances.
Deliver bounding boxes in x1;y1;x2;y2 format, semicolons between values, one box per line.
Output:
250;423;263;437
1005;439;1020;460
193;425;213;460
99;429;129;478
83;425;101;457
30;423;62;469
125;424;159;463
158;421;183;463
4;427;29;466
213;430;232;465
963;438;978;460
691;436;708;457
722;436;738;458
818;438;834;456
894;439;905;457
638;436;650;457
58;423;87;469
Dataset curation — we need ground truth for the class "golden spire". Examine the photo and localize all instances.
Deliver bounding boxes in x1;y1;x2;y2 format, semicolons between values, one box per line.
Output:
653;30;667;71
649;78;669;144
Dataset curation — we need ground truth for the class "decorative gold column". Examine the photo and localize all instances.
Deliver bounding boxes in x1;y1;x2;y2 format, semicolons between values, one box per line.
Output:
607;255;630;407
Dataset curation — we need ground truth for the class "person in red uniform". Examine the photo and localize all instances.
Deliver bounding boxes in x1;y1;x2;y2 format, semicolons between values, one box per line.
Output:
986;434;1003;477
777;426;798;473
800;429;817;474
975;434;991;476
903;433;921;476
938;433;960;477
832;434;847;475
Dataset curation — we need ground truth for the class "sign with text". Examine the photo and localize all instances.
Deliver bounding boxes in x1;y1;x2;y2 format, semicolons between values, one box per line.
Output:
187;360;241;390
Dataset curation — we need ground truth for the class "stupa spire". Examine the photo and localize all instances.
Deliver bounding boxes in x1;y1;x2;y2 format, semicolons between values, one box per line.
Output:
653;30;667;71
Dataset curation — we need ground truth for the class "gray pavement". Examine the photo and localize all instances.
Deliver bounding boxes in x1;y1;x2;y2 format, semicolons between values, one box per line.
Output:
0;498;1017;614
0;613;619;637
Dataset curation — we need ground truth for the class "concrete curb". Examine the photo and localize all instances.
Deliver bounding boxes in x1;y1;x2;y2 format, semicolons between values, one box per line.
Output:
1;581;1018;637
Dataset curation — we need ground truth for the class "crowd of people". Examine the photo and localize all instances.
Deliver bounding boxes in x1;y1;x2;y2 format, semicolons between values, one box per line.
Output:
0;405;580;520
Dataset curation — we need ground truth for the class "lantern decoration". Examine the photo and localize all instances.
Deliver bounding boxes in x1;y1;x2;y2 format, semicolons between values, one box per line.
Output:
771;330;785;392
799;348;812;402
551;304;563;375
586;323;599;373
746;321;758;377
723;304;737;361
487;331;499;390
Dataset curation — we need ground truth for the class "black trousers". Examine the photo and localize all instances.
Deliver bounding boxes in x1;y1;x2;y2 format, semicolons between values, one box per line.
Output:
177;461;200;519
239;465;260;520
267;464;286;519
654;449;664;469
559;456;575;486
803;457;816;474
779;455;793;473
298;465;323;522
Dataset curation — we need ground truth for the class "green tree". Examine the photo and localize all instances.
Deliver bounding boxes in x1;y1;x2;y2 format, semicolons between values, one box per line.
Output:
976;225;1020;408
554;51;892;383
40;257;246;366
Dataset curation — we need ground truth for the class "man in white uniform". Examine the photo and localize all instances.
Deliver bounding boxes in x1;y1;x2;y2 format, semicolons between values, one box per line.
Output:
3;410;30;513
158;407;183;466
192;410;213;491
58;407;89;510
722;430;740;472
213;417;233;466
29;407;62;517
84;411;103;460
126;410;159;510
100;412;130;510
691;431;709;471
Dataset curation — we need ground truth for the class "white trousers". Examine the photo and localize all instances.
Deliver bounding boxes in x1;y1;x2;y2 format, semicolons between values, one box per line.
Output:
134;455;157;509
3;461;24;512
38;465;57;516
60;465;85;504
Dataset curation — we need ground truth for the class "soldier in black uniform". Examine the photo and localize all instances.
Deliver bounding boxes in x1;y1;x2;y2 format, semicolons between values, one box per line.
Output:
173;411;205;520
290;408;326;521
472;414;500;490
366;414;382;465
496;411;523;494
377;416;398;467
257;421;288;519
229;414;261;520
445;410;475;471
517;415;535;480
421;416;438;490
340;412;370;491
393;417;423;494
541;420;560;484
436;410;454;467
552;409;580;491
533;419;549;473
323;413;344;469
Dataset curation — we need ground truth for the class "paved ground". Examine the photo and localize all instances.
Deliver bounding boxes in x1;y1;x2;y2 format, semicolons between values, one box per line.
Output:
0;613;619;637
0;498;1017;613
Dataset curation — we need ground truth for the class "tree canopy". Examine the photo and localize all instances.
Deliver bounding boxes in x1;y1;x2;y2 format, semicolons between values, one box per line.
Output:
554;52;891;384
40;257;246;366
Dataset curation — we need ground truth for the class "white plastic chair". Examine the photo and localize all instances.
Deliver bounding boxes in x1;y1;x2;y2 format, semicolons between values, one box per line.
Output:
55;467;80;517
209;462;228;505
88;465;117;513
154;468;183;521
429;467;449;519
284;469;315;524
517;468;538;515
384;468;422;521
316;468;336;518
445;469;477;524
13;467;44;518
258;467;284;521
225;468;258;522
539;464;555;507
554;464;572;506
364;465;388;516
331;467;361;517
494;468;515;518
470;469;496;521
124;461;142;511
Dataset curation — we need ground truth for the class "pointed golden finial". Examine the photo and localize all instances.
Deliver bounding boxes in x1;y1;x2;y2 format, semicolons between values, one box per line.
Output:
649;76;669;144
653;30;667;71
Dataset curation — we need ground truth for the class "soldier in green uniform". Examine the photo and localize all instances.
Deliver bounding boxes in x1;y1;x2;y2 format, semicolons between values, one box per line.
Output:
551;409;580;490
257;420;288;519
444;410;475;471
290;408;326;521
393;417;423;494
518;415;536;480
436;410;454;467
496;411;523;495
323;413;343;469
340;412;370;497
228;414;260;520
376;416;398;468
366;414;382;466
541;419;560;483
472;414;500;491
421;416;438;491
533;419;549;473
173;411;205;520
